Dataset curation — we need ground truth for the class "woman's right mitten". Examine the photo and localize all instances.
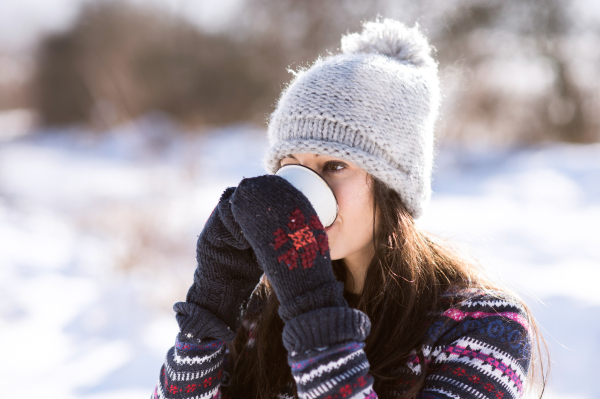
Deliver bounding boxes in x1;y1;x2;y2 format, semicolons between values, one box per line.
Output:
174;186;264;342
229;175;371;354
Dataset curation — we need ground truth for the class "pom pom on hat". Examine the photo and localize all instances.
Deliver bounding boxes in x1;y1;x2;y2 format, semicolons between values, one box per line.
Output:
341;18;435;68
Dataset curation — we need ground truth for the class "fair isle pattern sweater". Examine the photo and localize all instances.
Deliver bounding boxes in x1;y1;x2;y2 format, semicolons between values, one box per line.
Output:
153;288;532;399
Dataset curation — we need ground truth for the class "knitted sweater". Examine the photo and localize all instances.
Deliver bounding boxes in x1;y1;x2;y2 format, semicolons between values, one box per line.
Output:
152;286;531;399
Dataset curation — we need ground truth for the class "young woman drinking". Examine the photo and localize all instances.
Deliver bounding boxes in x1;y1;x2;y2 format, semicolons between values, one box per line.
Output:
153;18;547;399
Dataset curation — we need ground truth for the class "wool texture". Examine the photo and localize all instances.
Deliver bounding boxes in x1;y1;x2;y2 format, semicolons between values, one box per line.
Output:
229;174;371;353
153;288;532;399
174;186;264;342
262;18;441;218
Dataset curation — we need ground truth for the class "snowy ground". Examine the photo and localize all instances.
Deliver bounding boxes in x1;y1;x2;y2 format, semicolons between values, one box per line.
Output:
1;113;598;398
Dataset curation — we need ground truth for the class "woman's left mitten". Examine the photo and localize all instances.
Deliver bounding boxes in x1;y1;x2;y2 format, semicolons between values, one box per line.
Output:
230;175;370;353
175;186;264;342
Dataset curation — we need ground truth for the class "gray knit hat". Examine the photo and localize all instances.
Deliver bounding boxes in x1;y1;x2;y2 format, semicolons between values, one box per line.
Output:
262;18;440;219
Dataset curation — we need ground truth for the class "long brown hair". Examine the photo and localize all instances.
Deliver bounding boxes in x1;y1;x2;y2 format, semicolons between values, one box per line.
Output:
224;174;549;399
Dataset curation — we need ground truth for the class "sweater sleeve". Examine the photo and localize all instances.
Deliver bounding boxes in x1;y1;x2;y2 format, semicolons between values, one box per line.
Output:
151;290;263;399
152;332;226;399
408;290;533;399
283;304;377;399
287;338;377;399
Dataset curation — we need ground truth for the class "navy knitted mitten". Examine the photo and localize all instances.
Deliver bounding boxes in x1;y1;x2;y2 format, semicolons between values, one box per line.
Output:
230;175;371;353
174;187;264;342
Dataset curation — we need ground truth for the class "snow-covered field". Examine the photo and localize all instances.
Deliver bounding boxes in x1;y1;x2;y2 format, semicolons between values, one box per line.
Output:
1;113;598;398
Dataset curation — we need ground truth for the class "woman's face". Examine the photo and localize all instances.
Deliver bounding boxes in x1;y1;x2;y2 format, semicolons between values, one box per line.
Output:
279;153;376;263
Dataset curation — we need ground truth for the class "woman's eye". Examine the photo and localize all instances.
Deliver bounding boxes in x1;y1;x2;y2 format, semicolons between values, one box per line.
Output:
324;161;346;173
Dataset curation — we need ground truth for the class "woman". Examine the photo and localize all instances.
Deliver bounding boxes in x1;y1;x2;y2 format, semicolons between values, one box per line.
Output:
153;19;547;399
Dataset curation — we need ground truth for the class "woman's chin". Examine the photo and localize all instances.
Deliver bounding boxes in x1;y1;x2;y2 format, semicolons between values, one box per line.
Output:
328;246;342;261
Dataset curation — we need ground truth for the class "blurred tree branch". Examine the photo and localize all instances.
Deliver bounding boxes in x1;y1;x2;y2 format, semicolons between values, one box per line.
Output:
30;0;599;143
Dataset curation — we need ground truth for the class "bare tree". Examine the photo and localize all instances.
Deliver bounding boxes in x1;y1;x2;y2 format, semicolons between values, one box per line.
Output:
430;0;599;144
32;0;599;143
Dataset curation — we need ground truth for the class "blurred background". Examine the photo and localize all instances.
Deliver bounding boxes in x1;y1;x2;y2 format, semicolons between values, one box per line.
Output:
0;0;598;398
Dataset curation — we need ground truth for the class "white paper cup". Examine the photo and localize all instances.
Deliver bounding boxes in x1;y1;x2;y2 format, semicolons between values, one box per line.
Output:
275;164;339;228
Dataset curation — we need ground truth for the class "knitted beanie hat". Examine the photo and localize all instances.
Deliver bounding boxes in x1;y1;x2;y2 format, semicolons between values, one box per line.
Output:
262;18;440;219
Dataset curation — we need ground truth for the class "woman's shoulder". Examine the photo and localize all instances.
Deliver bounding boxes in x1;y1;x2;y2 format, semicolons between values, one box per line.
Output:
439;285;528;316
399;289;534;399
424;285;532;360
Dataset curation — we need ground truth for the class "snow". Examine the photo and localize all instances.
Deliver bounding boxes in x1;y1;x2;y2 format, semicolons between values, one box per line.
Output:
1;113;598;398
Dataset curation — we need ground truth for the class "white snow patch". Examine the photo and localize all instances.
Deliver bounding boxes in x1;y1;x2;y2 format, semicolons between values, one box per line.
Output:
1;120;598;398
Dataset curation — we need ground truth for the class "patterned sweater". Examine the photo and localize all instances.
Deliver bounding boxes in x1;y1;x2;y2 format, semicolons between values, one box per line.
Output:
153;287;532;399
